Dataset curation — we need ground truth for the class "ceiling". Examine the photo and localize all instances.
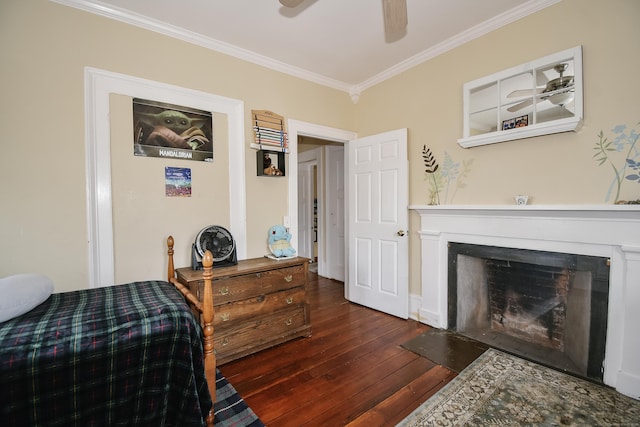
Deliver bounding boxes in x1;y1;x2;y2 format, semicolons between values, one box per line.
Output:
54;0;558;98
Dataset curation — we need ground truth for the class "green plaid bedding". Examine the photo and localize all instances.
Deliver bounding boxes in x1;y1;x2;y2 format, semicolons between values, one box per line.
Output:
0;281;212;426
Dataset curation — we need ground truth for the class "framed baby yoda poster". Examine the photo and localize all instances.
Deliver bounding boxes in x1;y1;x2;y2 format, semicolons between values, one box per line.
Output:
133;98;213;162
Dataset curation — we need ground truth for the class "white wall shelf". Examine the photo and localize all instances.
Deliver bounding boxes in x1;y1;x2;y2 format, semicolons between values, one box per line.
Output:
458;46;583;148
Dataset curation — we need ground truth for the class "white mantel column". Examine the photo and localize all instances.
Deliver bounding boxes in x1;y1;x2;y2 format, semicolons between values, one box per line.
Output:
417;230;447;328
617;246;640;396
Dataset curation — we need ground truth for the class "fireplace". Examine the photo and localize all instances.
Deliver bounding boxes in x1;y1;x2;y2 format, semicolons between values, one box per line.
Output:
448;243;609;382
409;204;640;399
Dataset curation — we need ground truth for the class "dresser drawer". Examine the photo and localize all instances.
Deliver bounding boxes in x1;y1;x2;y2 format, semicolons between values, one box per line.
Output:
212;264;306;305
214;306;309;362
173;257;311;365
214;286;306;326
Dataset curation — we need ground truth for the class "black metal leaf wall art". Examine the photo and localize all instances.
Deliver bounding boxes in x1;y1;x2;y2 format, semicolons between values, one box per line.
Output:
422;145;441;205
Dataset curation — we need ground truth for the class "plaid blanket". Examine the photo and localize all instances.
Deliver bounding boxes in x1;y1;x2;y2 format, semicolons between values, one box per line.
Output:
0;281;212;426
214;370;264;427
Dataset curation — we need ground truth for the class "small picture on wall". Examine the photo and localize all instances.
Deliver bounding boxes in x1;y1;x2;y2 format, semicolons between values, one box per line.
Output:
502;114;529;130
502;118;515;130
515;114;529;128
165;166;192;197
133;98;213;162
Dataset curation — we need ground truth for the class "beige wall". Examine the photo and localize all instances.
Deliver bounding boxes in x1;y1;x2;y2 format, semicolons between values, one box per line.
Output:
355;0;640;296
0;0;355;292
1;0;638;296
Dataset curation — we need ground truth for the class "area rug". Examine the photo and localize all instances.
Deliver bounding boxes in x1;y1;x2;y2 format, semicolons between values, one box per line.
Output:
396;349;640;426
214;369;265;427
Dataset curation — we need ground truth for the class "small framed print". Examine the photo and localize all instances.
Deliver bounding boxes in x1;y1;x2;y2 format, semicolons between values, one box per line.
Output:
503;114;528;130
502;118;515;130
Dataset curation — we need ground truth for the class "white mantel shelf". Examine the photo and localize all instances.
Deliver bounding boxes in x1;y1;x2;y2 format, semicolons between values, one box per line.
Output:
409;204;640;212
410;204;640;399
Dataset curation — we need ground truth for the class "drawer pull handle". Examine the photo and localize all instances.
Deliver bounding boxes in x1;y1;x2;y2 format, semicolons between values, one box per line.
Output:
284;275;293;282
286;297;293;304
221;312;230;322
257;295;265;303
220;286;229;295
221;338;229;346
256;272;262;279
285;318;293;326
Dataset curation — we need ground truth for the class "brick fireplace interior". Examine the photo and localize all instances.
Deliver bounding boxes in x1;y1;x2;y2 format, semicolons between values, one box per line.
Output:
448;242;610;382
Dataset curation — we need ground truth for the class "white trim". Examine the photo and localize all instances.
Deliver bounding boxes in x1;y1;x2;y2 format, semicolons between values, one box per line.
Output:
457;117;583;148
51;0;350;93
287;120;357;279
84;67;246;288
354;0;562;92
410;205;640;399
53;0;558;96
297;148;321;263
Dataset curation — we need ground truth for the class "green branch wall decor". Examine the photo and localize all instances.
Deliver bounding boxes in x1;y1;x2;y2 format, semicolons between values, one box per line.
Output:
593;122;640;204
422;145;473;205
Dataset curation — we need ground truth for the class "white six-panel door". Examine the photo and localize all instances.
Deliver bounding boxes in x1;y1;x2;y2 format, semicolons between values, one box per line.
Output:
326;145;345;282
297;161;313;260
347;129;408;318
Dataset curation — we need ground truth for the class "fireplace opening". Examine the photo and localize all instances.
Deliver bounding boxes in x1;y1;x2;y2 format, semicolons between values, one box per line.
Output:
448;243;610;383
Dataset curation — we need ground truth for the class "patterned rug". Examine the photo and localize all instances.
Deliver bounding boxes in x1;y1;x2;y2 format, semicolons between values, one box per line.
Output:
397;349;640;426
214;369;264;427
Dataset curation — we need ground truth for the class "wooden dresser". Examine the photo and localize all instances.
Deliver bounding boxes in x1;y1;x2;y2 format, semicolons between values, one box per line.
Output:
175;256;311;365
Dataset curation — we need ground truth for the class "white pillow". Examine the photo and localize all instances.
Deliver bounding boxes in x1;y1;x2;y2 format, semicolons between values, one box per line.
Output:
0;274;54;323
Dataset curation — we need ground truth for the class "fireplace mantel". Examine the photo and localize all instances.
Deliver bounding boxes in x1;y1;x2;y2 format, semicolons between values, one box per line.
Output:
409;204;640;399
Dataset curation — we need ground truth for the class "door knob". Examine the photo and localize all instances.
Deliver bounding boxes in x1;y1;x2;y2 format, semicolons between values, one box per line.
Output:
397;230;406;236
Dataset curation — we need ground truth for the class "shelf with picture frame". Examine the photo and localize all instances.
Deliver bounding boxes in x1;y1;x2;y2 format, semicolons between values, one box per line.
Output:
458;46;583;148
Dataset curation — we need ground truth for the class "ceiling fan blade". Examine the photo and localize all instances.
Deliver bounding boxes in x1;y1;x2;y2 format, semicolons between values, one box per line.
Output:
279;0;305;7
383;0;407;35
507;88;543;99
507;98;535;113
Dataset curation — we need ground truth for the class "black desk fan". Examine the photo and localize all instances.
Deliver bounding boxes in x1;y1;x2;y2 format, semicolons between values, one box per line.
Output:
192;225;237;269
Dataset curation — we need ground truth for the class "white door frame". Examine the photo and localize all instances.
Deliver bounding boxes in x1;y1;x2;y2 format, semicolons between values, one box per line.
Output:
287;121;357;280
297;148;320;263
324;145;345;281
84;67;246;288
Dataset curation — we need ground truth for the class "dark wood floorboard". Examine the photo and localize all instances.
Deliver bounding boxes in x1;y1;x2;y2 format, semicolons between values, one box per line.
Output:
219;272;457;426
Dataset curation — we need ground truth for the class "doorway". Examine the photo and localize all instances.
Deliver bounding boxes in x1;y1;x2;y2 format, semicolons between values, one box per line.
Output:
298;137;344;280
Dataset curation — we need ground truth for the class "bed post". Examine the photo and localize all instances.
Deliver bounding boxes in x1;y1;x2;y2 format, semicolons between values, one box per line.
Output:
167;236;215;426
167;235;175;282
201;250;216;427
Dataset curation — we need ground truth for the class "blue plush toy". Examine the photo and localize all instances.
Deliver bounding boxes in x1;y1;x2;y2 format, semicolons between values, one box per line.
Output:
268;225;296;258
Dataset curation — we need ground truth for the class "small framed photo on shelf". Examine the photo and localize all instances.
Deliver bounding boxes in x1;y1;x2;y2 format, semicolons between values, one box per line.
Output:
503;114;528;130
257;150;286;177
502;118;515;130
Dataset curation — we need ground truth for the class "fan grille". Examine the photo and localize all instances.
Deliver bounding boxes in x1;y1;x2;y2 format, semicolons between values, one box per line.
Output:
195;225;236;262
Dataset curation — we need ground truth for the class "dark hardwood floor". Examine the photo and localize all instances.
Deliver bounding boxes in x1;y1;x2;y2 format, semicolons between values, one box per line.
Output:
219;272;457;426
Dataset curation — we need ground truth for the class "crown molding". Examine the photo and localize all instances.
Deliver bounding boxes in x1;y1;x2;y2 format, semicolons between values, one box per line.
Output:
51;0;559;98
50;0;352;93
356;0;561;93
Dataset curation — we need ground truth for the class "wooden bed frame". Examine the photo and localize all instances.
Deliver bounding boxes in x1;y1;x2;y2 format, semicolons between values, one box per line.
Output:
167;236;215;427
